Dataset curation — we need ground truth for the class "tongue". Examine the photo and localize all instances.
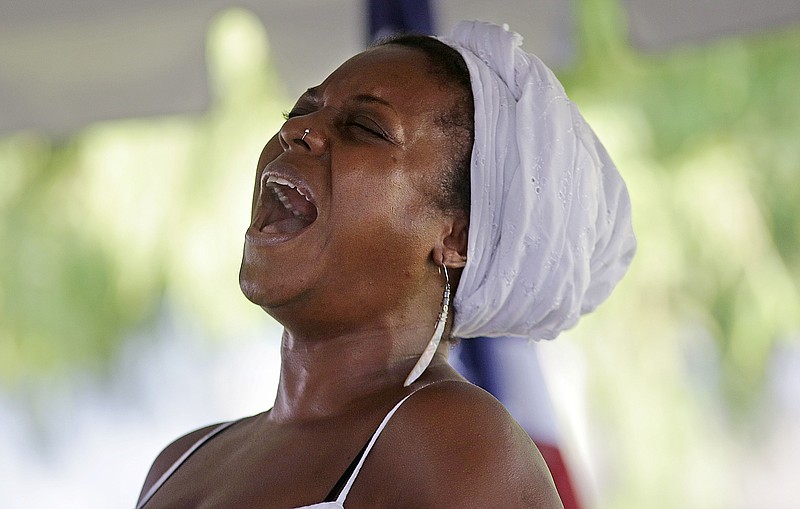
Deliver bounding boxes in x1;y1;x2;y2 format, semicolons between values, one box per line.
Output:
260;216;312;234
259;184;317;235
284;187;317;220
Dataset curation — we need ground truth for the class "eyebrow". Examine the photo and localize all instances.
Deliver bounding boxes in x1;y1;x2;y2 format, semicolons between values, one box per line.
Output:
350;94;396;112
301;87;395;112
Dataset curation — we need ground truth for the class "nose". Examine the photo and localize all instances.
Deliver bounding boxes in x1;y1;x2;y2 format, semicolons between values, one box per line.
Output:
279;116;326;155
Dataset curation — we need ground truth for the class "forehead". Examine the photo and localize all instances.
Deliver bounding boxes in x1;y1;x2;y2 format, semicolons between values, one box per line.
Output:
313;45;453;117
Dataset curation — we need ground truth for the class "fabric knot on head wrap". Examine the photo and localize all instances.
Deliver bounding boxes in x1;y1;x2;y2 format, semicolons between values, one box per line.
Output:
438;21;636;340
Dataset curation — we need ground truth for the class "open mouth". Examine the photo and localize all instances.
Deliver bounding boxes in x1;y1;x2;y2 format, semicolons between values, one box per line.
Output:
257;175;318;235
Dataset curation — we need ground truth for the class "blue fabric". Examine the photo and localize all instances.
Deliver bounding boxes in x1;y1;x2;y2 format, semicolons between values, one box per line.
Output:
367;0;435;44
452;337;560;445
451;337;503;395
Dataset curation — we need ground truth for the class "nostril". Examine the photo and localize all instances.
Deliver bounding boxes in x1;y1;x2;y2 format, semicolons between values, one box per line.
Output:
281;125;320;152
296;128;312;150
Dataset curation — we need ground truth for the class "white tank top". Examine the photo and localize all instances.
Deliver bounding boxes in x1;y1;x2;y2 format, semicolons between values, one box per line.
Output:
135;391;416;509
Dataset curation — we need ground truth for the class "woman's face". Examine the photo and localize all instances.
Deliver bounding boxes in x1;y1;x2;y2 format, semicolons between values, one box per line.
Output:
240;45;462;330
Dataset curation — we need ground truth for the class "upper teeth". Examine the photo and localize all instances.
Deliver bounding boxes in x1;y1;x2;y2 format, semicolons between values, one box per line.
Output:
265;175;308;198
271;187;302;217
265;175;312;218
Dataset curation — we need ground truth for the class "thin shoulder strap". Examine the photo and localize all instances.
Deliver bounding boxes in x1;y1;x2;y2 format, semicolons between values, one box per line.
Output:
135;421;236;509
335;386;427;505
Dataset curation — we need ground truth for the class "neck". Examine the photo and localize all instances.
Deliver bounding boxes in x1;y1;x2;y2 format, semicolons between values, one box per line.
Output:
269;324;447;422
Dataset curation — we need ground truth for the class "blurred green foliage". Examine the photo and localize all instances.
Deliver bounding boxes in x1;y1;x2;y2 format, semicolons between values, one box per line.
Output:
562;0;800;411
552;1;800;507
0;9;289;386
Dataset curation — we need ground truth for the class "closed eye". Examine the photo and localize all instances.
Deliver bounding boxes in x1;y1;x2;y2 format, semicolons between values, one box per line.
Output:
345;114;393;141
348;122;385;138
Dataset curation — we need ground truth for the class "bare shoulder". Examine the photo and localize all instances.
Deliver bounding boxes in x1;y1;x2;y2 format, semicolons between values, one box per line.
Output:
135;423;222;505
362;380;563;508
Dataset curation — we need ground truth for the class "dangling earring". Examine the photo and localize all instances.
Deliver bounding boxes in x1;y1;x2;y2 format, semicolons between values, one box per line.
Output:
404;265;451;387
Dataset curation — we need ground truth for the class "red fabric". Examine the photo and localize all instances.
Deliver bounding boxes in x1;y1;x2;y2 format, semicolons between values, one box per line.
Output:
534;441;582;509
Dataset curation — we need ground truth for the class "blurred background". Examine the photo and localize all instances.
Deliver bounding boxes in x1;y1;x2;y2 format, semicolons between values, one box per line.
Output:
1;0;799;507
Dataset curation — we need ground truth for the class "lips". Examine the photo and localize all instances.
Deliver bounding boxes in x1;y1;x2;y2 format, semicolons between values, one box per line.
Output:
253;172;318;239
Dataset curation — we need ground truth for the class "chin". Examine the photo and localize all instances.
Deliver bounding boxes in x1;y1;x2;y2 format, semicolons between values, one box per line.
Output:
238;269;264;306
238;261;258;299
238;254;308;314
239;259;277;307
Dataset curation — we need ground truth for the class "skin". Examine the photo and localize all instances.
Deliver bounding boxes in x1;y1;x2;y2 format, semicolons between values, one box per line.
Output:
138;45;563;508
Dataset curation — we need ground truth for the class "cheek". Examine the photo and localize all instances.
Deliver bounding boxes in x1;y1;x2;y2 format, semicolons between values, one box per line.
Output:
332;169;437;258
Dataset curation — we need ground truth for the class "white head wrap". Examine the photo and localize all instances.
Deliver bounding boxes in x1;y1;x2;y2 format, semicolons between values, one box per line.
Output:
439;21;636;340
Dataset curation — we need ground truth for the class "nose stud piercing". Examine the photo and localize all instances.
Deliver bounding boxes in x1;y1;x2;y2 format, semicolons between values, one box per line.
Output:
301;128;310;141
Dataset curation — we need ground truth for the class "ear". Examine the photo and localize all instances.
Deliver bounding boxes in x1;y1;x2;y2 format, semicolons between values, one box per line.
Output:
432;213;469;269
